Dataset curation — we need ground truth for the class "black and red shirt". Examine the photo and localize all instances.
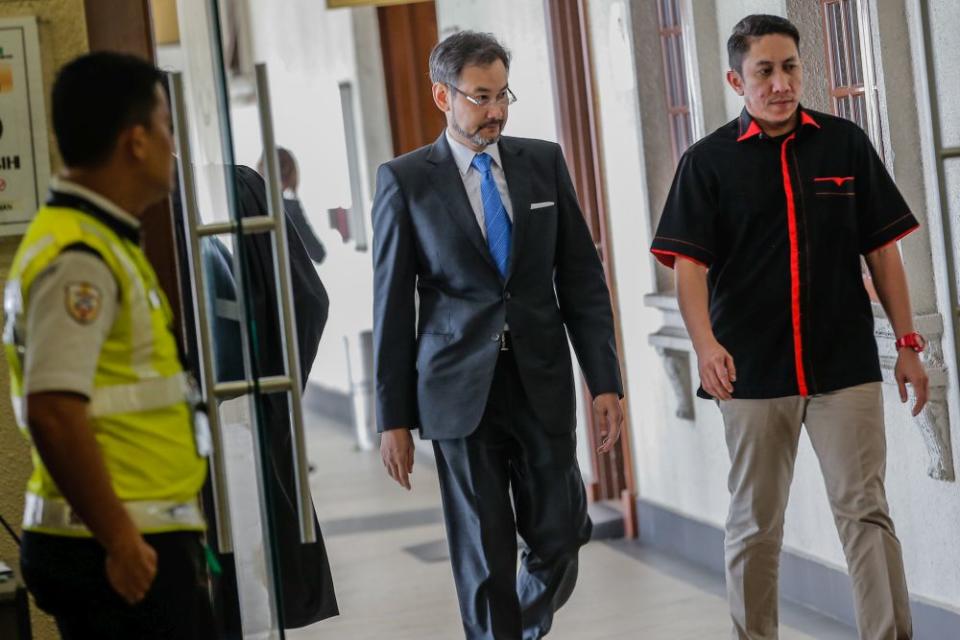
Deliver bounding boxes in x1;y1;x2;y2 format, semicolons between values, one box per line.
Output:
651;106;919;399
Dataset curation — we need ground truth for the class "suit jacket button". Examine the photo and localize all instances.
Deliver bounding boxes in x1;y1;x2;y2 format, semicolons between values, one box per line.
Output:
491;333;500;341
504;292;512;300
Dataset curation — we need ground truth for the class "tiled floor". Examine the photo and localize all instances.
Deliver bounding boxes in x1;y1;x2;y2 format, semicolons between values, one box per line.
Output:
289;408;856;640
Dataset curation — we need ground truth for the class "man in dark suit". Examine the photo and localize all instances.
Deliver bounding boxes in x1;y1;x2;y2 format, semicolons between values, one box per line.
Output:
371;31;625;640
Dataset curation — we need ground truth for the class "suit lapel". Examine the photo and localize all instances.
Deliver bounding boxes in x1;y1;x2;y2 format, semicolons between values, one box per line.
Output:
498;137;531;284
426;134;499;274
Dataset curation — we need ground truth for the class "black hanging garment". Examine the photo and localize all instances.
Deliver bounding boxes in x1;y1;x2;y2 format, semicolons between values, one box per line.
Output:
173;165;338;634
283;196;326;265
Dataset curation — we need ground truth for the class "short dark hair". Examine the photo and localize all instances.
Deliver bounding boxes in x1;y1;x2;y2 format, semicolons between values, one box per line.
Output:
52;52;165;168
257;147;299;191
429;30;511;86
727;14;801;74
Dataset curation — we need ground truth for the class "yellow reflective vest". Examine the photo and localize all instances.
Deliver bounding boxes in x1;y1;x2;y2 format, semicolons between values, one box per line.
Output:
4;199;207;536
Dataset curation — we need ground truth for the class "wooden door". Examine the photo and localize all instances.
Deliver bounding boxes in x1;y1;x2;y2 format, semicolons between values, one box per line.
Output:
544;0;637;537
377;1;446;157
84;0;185;346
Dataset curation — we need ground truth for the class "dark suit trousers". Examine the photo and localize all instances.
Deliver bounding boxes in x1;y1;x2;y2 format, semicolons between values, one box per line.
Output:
433;348;592;640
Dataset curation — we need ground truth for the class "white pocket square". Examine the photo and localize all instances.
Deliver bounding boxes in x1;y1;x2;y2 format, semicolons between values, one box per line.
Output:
530;201;555;210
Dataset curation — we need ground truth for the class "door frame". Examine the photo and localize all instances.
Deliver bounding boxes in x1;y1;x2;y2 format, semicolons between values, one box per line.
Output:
544;0;638;537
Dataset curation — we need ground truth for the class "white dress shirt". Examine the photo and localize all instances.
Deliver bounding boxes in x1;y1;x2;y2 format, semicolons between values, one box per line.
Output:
445;130;514;239
445;131;513;331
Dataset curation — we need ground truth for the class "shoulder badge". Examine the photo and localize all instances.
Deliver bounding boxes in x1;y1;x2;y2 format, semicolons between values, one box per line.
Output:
64;282;103;324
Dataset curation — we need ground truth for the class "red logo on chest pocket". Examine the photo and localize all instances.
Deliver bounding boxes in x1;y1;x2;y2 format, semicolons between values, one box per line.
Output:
814;176;854;187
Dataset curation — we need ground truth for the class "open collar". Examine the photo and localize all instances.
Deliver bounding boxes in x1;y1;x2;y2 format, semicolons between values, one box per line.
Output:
737;105;820;142
445;129;504;176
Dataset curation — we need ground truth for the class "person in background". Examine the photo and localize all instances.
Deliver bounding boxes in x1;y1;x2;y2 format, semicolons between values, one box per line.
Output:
258;147;326;264
4;52;216;639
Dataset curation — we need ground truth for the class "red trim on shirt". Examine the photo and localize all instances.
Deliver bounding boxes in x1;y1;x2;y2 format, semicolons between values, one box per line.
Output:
780;132;808;397
868;223;920;253
813;176;854;186
800;111;821;128
738;110;820;143
651;249;709;269
737;120;763;142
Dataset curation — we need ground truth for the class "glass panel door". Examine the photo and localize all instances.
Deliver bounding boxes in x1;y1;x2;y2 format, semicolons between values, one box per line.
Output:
167;1;321;637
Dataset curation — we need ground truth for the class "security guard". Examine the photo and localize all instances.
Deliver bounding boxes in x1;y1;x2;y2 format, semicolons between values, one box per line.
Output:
3;52;216;638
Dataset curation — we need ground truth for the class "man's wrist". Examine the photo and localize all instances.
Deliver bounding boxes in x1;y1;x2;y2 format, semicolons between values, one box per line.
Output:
691;335;719;356
101;518;141;553
894;331;925;353
382;424;412;432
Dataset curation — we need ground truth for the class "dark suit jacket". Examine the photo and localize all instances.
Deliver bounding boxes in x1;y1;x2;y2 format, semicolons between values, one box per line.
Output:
372;133;622;440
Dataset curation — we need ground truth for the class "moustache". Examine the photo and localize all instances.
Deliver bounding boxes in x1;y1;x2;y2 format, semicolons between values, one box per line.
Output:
474;121;504;133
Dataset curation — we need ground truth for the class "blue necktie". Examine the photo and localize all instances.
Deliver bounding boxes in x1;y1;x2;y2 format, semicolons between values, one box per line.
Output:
472;152;512;278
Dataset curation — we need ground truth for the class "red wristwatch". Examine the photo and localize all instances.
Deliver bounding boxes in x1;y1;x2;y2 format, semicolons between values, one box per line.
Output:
895;332;926;353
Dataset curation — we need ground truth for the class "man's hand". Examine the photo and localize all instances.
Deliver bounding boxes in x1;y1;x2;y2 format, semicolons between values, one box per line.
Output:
593;393;624;454
105;532;158;604
380;428;415;490
696;340;736;400
675;259;734;401
895;349;928;417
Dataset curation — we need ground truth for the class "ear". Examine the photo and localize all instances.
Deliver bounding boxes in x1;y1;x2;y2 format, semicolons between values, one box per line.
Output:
432;82;451;113
726;69;745;96
127;124;150;162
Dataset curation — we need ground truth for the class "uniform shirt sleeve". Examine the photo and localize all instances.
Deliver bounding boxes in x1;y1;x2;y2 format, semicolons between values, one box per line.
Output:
23;249;119;397
855;131;919;254
650;151;718;268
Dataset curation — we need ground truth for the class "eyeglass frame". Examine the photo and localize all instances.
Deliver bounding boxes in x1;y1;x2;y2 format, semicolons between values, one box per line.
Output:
446;83;518;108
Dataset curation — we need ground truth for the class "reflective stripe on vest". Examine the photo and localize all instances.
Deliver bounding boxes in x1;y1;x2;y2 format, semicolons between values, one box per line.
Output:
89;372;187;417
23;493;204;534
9;373;187;428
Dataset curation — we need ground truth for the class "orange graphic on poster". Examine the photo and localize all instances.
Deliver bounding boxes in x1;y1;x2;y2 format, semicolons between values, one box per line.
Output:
0;64;12;93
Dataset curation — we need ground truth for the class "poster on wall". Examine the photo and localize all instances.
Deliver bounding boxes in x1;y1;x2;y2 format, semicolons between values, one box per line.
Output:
0;17;49;236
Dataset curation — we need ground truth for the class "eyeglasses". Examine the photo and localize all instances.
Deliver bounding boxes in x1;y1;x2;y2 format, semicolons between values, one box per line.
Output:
447;84;518;108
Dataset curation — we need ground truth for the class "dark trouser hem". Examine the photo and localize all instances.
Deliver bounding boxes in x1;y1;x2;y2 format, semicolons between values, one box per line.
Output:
433;349;591;640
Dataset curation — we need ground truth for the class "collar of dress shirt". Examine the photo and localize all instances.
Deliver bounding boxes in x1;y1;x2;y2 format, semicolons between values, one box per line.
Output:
445;129;503;177
49;176;141;231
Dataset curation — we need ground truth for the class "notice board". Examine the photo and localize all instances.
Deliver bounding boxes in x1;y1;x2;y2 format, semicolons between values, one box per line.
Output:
0;17;49;236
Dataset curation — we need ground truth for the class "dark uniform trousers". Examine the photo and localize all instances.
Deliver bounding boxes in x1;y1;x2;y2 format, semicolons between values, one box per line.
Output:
433;345;592;640
21;530;217;639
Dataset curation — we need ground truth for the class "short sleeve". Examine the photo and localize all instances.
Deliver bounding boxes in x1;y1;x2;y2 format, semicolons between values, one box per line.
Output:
856;132;919;254
23;250;119;397
650;151;718;268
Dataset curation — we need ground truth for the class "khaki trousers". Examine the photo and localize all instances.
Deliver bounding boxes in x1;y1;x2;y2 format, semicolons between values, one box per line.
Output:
719;383;911;640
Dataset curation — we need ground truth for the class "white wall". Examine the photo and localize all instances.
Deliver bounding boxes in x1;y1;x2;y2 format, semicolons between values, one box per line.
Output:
898;0;960;606
585;0;725;515
230;2;388;394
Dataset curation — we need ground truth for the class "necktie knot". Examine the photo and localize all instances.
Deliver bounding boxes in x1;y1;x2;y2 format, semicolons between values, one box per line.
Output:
471;152;493;174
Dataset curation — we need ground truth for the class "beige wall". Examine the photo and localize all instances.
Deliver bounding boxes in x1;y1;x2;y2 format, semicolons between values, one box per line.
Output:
0;1;88;637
